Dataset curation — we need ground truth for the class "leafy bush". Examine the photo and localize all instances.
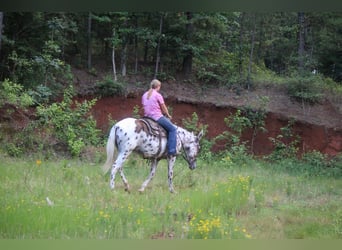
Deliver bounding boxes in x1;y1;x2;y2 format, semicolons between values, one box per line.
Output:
36;86;101;156
27;85;53;105
0;79;34;108
8;41;72;95
0;80;35;156
95;76;126;97
266;120;300;162
194;51;241;85
302;150;328;167
215;109;252;162
287;75;324;104
225;109;252;136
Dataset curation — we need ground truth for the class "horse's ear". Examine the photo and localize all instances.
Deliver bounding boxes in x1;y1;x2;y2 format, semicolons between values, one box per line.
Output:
197;129;204;141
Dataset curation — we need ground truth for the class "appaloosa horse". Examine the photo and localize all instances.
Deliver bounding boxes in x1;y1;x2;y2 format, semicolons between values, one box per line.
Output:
102;117;203;193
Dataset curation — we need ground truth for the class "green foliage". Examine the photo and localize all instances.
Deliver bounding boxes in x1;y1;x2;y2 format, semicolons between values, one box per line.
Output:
132;105;141;118
287;75;324;104
215;110;251;150
267;120;300;162
27;85;53;105
194;50;241;85
182;112;213;162
36;86;101;157
300;151;342;177
8;41;73;95
240;96;269;131
182;112;205;134
95;76;126;97
2;12;342;89
302;150;328;167
214;109;256;165
0;80;35;157
0;79;34;108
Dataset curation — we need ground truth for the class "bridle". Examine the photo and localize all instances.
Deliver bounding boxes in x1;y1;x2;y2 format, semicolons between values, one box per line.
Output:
177;132;197;165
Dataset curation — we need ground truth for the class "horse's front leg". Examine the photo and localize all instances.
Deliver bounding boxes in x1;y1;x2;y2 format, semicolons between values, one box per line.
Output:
139;159;158;193
167;156;177;193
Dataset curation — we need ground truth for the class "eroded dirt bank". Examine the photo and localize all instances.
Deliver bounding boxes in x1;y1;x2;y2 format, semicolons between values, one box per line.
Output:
90;96;341;157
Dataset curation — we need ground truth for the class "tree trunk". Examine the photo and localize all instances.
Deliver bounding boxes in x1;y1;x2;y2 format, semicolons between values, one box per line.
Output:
134;16;139;74
238;13;246;79
121;41;127;77
134;35;139;74
143;40;148;64
182;12;194;77
247;14;256;90
87;12;92;70
0;12;3;58
112;47;117;82
298;12;305;73
112;29;117;82
154;13;163;79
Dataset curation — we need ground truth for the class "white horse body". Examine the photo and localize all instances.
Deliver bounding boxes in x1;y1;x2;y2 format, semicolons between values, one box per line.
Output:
102;117;203;193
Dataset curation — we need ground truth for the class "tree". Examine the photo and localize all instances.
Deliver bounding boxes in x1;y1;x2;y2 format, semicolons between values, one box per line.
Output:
182;12;194;77
154;13;164;78
87;12;92;70
298;12;305;73
247;13;257;89
0;12;3;58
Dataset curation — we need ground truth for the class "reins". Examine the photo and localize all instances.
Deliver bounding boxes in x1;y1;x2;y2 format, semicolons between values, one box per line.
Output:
177;130;191;165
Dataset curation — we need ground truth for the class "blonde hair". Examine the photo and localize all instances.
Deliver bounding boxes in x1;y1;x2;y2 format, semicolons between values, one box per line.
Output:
147;79;161;99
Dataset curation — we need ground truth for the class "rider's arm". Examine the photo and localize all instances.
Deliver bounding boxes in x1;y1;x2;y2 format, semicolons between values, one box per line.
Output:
160;103;172;119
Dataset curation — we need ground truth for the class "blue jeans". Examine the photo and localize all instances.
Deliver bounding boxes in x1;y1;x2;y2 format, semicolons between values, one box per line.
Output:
157;116;177;155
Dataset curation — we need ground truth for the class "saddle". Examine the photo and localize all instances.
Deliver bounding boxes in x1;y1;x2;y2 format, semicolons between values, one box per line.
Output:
138;117;167;138
136;117;168;157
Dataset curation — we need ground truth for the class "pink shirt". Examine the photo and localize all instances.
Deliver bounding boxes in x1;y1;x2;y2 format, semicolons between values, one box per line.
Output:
142;89;164;120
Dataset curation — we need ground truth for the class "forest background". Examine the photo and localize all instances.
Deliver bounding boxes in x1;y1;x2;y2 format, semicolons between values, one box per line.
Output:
0;12;341;158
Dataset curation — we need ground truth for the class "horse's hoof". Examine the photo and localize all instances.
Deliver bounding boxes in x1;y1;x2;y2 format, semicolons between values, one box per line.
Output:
170;189;177;194
138;188;145;193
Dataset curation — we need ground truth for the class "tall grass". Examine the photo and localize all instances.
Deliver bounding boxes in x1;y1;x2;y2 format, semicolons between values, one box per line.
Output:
0;153;341;239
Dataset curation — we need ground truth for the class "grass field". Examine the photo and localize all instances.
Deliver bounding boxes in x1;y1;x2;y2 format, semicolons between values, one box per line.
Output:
0;153;341;239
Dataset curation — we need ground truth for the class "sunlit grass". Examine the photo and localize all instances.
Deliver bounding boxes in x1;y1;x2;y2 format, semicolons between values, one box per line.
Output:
0;153;341;239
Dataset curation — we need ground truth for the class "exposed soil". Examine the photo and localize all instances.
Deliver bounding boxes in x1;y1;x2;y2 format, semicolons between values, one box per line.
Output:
72;68;341;157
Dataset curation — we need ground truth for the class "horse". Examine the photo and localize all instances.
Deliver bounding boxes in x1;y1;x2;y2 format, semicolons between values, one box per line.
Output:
102;117;203;193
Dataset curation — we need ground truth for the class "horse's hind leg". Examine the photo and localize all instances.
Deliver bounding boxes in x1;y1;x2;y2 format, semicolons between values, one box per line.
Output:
138;159;158;193
119;168;130;192
110;152;131;191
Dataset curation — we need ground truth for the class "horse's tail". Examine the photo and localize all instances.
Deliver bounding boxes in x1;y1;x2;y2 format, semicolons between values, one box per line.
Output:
102;126;116;174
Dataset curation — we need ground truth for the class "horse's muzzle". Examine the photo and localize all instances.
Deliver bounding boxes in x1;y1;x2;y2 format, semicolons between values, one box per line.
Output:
189;161;197;170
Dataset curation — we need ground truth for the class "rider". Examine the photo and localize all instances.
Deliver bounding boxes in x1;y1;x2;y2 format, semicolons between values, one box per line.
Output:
142;79;177;156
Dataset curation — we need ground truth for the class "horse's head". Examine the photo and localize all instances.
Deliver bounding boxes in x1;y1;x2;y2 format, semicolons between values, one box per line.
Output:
182;130;204;170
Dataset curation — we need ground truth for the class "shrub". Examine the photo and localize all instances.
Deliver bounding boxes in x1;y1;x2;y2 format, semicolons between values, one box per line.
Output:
8;41;72;95
301;151;342;178
95;76;126;97
214;109;252;164
287;75;324;104
36;86;101;157
302;150;328;167
0;80;35;156
27;85;53;105
266;119;300;162
0;79;34;108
